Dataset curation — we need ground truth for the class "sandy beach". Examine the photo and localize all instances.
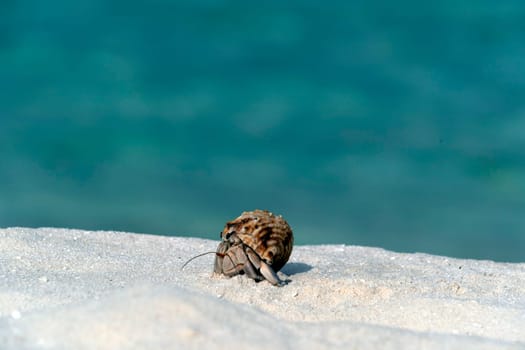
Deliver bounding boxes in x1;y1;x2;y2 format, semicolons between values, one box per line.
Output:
0;227;524;349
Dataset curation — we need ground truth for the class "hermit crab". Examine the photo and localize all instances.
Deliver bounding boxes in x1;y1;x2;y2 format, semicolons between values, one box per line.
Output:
214;209;294;286
183;209;294;286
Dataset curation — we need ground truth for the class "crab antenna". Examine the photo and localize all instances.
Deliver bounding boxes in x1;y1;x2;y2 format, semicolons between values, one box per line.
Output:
181;251;218;270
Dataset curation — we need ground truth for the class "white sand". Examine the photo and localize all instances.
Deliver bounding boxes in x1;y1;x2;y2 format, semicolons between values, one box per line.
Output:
0;227;524;349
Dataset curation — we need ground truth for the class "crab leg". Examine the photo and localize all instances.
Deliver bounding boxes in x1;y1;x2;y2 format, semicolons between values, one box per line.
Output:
242;259;264;281
259;261;283;286
245;247;283;286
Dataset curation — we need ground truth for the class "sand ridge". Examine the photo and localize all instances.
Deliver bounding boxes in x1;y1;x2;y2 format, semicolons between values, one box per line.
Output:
0;227;524;349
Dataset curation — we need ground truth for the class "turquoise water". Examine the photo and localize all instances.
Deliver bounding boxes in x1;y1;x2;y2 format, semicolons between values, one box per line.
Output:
1;1;525;262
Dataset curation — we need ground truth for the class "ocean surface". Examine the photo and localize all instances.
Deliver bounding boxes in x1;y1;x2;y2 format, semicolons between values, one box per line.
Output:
1;1;524;262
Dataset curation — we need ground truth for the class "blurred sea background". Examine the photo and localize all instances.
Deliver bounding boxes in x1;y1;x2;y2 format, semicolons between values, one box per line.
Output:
1;1;525;262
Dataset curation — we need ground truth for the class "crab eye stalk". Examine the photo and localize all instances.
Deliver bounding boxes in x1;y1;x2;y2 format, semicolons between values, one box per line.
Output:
224;231;234;240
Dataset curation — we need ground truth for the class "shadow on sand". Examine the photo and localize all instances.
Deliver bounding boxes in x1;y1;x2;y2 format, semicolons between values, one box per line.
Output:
281;262;312;276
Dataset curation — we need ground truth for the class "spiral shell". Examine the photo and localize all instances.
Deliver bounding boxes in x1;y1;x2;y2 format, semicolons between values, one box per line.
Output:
221;209;293;272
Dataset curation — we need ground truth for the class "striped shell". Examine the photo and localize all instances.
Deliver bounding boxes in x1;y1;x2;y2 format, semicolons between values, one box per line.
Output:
221;209;293;272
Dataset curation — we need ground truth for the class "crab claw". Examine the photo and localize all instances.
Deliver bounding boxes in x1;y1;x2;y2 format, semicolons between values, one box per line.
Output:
214;241;229;274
